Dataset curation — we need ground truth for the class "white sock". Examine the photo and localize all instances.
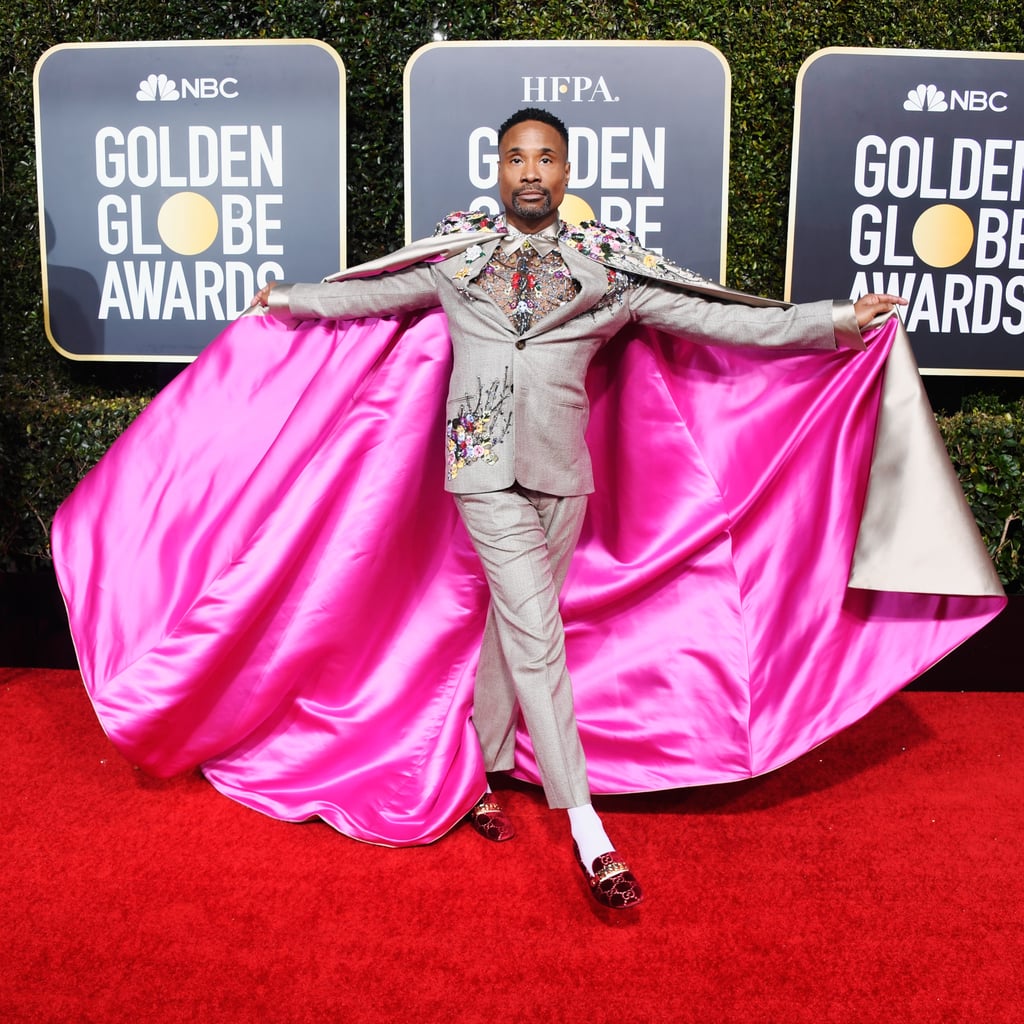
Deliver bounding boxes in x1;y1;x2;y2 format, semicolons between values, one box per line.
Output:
567;804;614;874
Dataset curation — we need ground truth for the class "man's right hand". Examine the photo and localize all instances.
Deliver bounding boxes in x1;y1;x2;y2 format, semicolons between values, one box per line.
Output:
251;281;278;307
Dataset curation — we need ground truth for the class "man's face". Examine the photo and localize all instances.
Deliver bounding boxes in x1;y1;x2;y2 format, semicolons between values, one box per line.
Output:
497;120;571;233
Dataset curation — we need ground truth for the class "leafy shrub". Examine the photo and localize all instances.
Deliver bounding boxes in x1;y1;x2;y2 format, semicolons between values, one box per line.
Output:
0;391;150;571
938;396;1023;590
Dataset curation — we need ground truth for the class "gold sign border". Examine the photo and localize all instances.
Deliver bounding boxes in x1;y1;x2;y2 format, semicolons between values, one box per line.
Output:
787;46;1024;378
34;38;347;363
402;39;731;285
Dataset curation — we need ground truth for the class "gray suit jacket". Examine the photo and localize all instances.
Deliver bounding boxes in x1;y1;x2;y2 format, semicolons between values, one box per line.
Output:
270;225;863;496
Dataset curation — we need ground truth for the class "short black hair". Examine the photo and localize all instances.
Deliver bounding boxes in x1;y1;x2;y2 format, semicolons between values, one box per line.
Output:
497;107;569;151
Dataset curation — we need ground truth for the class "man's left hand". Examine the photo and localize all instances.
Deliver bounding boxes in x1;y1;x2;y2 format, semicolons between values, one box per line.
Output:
854;292;907;327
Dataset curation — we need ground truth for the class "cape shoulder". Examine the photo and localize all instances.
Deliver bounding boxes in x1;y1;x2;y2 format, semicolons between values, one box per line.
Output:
433;210;710;287
326;210;789;309
432;211;788;308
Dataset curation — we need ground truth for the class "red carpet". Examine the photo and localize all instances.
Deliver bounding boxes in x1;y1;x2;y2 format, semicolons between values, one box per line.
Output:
2;667;1022;1023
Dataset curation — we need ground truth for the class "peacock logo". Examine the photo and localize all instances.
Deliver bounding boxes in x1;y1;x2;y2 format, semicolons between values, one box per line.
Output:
136;74;180;102
903;84;948;112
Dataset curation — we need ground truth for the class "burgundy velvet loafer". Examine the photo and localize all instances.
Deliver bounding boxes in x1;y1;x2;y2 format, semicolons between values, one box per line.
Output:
573;841;644;909
466;796;516;842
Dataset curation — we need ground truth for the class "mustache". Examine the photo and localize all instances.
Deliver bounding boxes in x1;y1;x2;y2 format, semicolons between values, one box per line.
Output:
513;186;552;200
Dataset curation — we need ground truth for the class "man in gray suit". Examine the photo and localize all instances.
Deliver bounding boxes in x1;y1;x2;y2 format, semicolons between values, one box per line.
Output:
255;107;903;909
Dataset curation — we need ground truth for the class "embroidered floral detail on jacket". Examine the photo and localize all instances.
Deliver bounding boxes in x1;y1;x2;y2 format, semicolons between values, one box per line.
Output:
561;220;710;287
454;242;488;281
562;219;641;262
446;372;514;480
432;210;712;290
435;210;501;235
598;267;633;309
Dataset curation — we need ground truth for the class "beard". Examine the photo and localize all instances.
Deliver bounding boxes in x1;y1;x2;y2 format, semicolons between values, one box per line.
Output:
510;187;554;222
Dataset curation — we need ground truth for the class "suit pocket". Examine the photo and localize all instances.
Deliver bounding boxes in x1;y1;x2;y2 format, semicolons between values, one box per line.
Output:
528;397;588;466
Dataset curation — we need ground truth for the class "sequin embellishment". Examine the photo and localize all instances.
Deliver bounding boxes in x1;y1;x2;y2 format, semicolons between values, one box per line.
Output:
475;242;579;334
446;372;514;480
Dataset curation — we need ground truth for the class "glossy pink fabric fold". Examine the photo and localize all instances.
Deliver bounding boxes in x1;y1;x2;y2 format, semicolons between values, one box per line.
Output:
52;311;1002;845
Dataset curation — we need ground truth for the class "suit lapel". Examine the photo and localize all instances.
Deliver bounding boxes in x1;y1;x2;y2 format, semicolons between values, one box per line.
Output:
434;238;501;289
433;238;521;335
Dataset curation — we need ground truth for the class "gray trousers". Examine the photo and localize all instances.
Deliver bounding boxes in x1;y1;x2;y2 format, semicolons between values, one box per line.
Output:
455;485;591;809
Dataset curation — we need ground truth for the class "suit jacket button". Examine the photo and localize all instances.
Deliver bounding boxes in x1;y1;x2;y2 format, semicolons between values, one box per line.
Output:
515;339;526;349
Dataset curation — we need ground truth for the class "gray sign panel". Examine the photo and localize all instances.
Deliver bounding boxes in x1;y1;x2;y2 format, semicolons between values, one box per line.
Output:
35;40;345;361
788;47;1024;376
405;41;729;281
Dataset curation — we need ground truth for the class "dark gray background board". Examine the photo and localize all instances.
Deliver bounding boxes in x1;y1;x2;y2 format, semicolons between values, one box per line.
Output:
788;48;1024;375
36;40;345;360
406;42;729;282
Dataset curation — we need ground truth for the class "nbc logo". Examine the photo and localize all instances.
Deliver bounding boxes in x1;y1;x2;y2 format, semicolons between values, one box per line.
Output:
137;73;179;101
135;74;239;101
903;82;1008;113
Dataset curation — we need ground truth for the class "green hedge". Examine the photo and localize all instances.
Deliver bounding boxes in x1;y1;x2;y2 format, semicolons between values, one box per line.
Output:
0;393;150;572
2;1;1023;587
938;396;1023;590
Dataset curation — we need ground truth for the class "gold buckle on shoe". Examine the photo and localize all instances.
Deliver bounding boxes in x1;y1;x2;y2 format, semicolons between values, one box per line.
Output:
592;860;630;885
471;800;504;818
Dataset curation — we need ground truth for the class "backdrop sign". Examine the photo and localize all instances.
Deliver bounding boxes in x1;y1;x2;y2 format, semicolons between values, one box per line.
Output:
404;41;730;281
34;40;345;361
788;47;1024;375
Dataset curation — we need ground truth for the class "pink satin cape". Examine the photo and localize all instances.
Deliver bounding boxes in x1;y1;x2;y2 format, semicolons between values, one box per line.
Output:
51;310;1005;846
